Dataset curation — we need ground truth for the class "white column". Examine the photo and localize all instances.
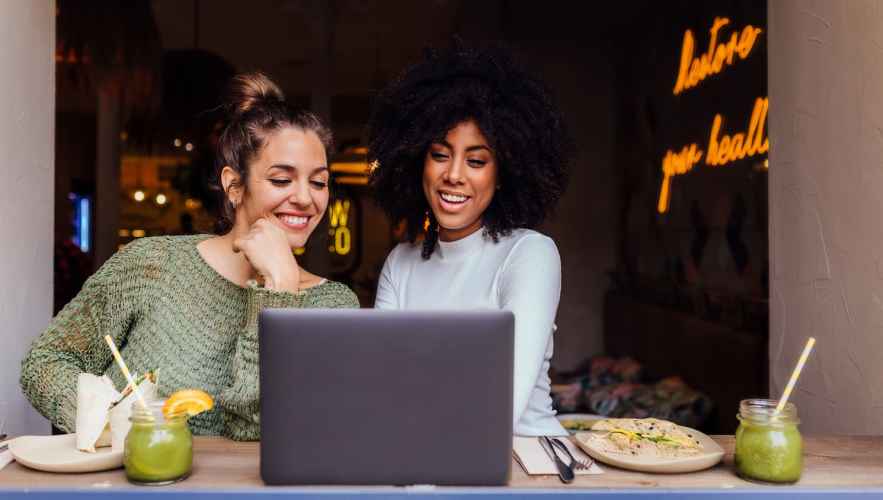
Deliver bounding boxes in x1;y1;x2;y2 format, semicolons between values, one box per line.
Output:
769;0;883;433
0;0;55;435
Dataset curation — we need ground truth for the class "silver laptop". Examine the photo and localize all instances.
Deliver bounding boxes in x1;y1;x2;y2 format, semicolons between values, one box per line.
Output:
259;309;514;486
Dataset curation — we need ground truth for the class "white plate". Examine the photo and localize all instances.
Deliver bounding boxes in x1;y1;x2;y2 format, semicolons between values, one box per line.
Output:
9;434;123;473
573;426;724;473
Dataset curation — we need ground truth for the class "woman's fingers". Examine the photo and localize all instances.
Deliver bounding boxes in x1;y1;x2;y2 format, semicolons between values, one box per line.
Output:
257;213;285;235
231;213;300;293
263;211;283;227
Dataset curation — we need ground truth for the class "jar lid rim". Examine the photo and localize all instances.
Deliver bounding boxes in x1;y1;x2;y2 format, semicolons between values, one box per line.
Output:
739;398;799;421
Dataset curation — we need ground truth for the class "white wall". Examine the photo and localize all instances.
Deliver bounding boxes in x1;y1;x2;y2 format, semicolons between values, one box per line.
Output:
0;0;55;436
769;0;883;433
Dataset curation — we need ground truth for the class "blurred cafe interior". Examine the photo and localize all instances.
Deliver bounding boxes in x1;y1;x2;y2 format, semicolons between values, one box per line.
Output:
50;0;768;436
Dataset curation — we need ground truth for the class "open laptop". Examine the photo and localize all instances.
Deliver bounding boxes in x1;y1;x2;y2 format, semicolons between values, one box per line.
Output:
259;309;514;486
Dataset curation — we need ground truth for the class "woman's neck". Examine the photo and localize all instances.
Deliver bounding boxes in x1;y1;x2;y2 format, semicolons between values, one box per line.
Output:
197;231;258;287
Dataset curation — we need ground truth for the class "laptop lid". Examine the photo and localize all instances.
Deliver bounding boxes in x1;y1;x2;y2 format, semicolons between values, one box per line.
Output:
259;309;513;486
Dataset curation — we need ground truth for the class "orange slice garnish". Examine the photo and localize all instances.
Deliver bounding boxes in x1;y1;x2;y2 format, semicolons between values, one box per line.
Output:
162;389;214;418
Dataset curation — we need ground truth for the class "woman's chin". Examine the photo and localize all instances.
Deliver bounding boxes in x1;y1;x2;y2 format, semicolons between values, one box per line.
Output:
434;215;468;231
286;235;310;251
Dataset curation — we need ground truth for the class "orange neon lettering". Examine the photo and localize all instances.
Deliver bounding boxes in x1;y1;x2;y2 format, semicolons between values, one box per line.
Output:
716;135;731;164
745;98;760;155
755;97;769;154
738;25;762;58
706;114;722;164
673;17;763;95
673;30;695;95
659;97;770;213
705;97;769;167
730;133;745;161
658;144;703;213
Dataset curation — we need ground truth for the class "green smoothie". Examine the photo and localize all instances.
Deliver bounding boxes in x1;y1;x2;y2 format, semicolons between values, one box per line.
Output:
734;410;802;483
124;418;193;485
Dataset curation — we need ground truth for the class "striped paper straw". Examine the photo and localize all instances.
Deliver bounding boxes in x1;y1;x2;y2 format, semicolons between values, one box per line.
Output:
103;335;148;408
775;337;816;414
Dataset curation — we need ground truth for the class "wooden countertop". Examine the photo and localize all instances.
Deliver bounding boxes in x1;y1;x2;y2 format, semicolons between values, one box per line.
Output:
1;435;882;496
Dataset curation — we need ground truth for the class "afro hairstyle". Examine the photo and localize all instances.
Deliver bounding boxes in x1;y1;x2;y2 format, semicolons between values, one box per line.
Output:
368;40;572;258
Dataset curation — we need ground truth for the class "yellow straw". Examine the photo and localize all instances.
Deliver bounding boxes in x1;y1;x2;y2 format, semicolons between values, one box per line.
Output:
775;337;816;414
103;335;148;409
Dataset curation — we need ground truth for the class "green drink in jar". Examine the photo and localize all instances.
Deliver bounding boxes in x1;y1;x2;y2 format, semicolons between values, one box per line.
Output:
734;399;802;483
124;400;193;485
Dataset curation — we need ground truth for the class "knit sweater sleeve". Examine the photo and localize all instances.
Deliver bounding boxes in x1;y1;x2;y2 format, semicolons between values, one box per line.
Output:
219;281;360;441
19;240;149;432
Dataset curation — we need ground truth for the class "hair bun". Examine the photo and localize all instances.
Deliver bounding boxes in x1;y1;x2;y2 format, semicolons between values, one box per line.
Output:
226;72;284;115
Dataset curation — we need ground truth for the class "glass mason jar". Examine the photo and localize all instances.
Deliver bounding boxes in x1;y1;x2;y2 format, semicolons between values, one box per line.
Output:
734;399;803;483
124;401;193;485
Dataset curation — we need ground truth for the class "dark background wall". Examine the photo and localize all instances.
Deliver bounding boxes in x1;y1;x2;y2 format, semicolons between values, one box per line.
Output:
149;0;625;371
60;0;768;383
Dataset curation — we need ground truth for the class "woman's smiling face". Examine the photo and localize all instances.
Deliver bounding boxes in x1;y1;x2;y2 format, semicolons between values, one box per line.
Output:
422;120;498;242
235;127;330;249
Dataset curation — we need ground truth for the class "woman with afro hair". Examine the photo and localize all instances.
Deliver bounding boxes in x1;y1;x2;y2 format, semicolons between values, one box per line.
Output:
369;41;571;436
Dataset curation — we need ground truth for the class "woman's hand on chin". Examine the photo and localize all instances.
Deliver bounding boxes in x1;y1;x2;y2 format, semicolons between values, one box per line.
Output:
232;214;300;294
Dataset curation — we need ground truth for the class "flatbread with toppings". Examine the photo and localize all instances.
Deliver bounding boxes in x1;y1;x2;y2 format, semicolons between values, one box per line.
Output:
577;418;703;459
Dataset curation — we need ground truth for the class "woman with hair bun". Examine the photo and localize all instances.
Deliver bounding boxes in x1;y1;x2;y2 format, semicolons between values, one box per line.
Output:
21;72;358;441
370;43;571;436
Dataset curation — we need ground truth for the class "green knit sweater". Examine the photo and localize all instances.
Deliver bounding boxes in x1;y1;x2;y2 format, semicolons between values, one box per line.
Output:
20;235;359;440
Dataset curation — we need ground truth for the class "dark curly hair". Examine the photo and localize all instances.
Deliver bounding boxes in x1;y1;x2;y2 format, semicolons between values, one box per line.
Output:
368;41;571;258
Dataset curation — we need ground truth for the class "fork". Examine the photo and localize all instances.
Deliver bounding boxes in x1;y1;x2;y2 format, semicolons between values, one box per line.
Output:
550;437;593;471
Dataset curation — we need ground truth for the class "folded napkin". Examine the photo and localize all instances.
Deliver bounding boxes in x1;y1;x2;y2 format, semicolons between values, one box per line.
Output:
513;436;603;475
76;374;118;452
0;438;12;472
76;373;157;453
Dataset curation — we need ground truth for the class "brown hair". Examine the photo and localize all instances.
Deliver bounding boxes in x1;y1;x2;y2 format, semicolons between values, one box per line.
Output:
214;72;333;234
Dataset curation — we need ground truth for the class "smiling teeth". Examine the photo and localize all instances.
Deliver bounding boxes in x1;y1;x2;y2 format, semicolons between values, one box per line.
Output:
280;215;308;226
440;193;468;203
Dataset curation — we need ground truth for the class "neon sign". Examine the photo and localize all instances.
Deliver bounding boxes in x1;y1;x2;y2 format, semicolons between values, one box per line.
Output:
327;199;352;255
658;97;769;214
71;194;91;252
673;17;763;95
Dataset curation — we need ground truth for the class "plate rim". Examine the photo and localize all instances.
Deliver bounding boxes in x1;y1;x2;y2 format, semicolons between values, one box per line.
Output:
8;433;123;473
556;413;604;420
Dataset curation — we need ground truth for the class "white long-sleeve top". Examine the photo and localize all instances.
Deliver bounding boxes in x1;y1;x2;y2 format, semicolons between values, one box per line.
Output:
375;228;567;436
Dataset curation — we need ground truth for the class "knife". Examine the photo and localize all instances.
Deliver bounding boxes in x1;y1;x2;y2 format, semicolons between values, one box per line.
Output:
539;436;574;483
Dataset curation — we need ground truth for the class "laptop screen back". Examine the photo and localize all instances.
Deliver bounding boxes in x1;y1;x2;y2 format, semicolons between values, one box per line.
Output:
259;309;513;486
